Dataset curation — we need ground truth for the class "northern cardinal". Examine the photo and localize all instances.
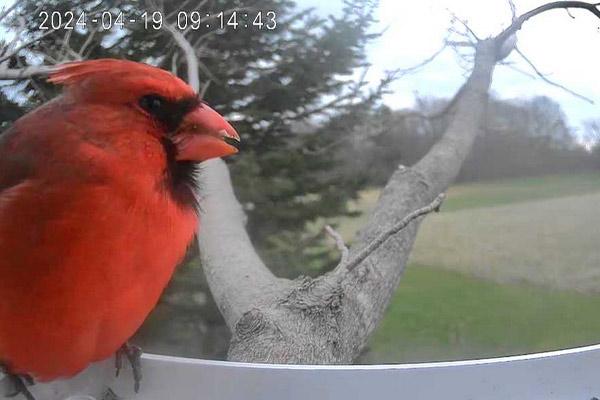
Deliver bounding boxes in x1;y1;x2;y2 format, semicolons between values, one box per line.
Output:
0;59;239;398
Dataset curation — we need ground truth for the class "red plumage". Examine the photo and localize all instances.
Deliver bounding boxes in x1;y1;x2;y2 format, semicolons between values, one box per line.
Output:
0;59;239;381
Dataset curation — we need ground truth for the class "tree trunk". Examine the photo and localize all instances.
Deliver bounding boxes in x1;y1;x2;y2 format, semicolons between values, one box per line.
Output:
198;40;498;363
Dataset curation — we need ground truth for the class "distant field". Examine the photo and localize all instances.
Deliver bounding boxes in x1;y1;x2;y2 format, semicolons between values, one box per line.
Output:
411;191;600;292
335;173;600;363
438;173;600;212
364;265;600;363
337;173;600;242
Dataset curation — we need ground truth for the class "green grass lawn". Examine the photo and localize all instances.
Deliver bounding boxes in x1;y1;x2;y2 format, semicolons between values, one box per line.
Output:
441;173;600;212
346;172;600;363
364;265;600;363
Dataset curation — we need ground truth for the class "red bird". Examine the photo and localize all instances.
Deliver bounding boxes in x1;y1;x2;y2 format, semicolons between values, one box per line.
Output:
0;59;239;398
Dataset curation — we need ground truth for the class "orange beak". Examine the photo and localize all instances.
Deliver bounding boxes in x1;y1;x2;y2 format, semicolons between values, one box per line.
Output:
173;104;240;162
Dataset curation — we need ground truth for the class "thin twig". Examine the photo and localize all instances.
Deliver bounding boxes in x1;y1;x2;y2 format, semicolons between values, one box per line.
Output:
0;0;22;23
1;15;25;58
508;0;517;20
15;54;48;101
445;40;473;47
0;65;57;82
325;225;349;265
199;79;211;99
0;29;57;64
78;26;98;58
291;91;358;121
162;22;199;90
514;46;594;104
339;193;446;272
192;28;220;48
496;1;600;44
501;61;538;79
396;81;466;127
447;9;480;41
165;0;201;20
171;50;178;74
395;40;449;77
196;57;222;85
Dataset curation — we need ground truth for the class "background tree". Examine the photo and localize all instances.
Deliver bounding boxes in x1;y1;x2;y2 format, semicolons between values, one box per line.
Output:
343;95;594;186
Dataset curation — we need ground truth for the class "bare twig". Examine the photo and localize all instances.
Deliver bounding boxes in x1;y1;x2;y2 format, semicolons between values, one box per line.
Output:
171;50;178;74
445;40;473;48
291;90;359;121
508;0;517;20
325;225;349;265
514;46;594;104
496;1;600;44
501;61;538;80
0;29;57;64
196;57;222;85
78;26;98;58
199;79;211;99
165;0;202;21
1;15;25;58
447;9;481;41
15;54;49;101
396;40;449;77
162;22;200;90
192;29;219;48
0;65;54;80
57;29;83;62
0;0;21;23
340;193;445;272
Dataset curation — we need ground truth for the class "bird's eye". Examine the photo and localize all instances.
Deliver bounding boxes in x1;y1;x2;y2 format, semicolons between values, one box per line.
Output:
139;94;166;115
138;94;198;132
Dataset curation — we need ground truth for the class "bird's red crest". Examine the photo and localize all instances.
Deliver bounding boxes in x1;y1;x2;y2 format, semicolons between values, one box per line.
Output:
48;59;173;86
47;58;196;102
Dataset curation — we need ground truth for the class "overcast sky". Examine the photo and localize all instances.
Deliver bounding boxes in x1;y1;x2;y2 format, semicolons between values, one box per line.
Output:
299;0;600;134
0;0;598;133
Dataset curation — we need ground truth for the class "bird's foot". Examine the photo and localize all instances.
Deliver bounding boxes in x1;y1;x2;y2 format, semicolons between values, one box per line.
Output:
101;387;122;400
115;343;143;393
0;366;35;400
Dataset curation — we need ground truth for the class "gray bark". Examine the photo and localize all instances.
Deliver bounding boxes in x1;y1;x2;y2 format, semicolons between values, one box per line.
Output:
197;39;499;363
0;65;54;80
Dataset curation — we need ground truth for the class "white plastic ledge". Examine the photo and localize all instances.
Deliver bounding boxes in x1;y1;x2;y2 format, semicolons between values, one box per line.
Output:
3;343;600;399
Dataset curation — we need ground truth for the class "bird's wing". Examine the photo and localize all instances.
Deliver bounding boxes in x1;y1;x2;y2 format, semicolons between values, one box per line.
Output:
0;127;36;202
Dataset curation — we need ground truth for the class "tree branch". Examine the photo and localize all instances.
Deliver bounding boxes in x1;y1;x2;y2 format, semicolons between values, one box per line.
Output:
337;193;445;272
447;9;481;41
0;29;58;64
496;1;600;44
514;45;594;104
162;23;200;91
0;0;21;23
0;65;54;80
325;225;349;265
161;18;282;329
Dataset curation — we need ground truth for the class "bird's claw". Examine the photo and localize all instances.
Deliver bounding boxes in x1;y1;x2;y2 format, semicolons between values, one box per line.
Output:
0;366;35;400
115;343;143;393
101;387;122;400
